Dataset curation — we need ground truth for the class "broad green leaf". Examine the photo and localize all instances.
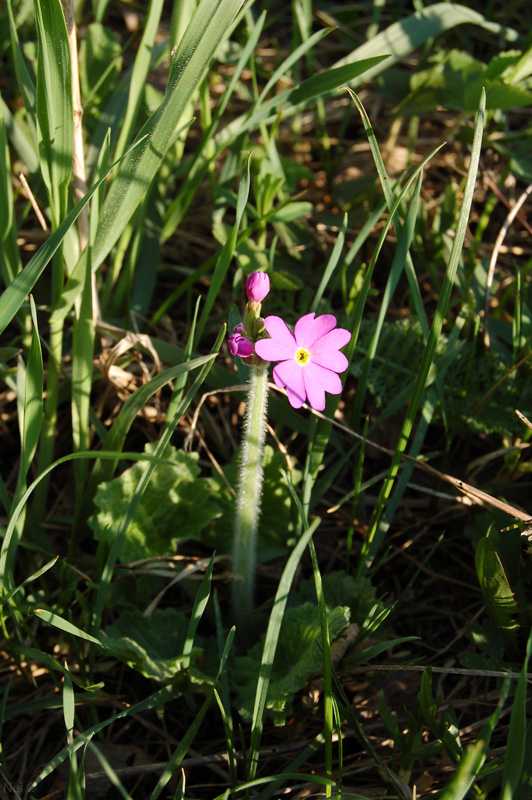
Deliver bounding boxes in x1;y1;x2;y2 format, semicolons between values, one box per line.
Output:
89;444;220;563
236;603;350;725
475;537;520;650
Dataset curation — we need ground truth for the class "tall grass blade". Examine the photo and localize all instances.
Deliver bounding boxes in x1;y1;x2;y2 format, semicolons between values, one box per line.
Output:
357;88;486;574
249;517;321;780
92;0;245;272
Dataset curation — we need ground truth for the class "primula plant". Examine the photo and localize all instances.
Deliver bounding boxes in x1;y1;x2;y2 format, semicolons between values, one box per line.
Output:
230;272;351;623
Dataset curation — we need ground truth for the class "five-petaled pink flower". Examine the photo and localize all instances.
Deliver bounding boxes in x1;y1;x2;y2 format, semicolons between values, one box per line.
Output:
254;313;351;411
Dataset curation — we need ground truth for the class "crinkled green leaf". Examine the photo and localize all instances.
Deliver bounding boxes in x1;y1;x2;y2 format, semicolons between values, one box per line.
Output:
101;608;199;682
89;444;220;562
295;571;382;626
234;603;350;725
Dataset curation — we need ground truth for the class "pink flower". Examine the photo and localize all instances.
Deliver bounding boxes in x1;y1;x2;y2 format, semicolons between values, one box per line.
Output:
246;271;270;303
254;313;351;411
228;328;253;358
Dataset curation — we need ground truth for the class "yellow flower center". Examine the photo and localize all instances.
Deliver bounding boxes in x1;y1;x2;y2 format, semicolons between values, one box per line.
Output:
295;347;310;365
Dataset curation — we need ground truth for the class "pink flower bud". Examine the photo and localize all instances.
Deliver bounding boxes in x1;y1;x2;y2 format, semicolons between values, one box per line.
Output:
228;332;253;358
246;272;270;303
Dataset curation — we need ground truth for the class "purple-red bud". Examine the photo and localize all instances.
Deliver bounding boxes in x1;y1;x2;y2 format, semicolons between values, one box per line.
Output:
228;332;253;358
246;271;270;303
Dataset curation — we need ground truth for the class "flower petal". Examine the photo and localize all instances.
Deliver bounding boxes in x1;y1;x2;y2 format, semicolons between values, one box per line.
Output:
255;316;296;362
303;362;342;410
311;349;348;373
311;327;351;354
294;313;337;349
273;360;306;408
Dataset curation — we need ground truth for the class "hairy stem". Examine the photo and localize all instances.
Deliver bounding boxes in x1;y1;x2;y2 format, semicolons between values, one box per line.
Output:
232;364;269;626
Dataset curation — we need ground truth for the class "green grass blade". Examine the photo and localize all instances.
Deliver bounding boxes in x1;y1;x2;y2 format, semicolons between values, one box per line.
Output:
311;212;347;313
333;4;519;78
182;554;214;669
194;152;252;346
30;684;183;789
86;353;215;496
249;517;321;780
438;676;511;800
114;0;165;161
71;249;94;489
92;327;225;629
357;88;486;574
501;633;532;799
33;609;102;645
0;90;22;286
92;0;245;272
6;0;36;118
34;0;73;220
149;627;235;800
19;297;43;478
0;136;146;336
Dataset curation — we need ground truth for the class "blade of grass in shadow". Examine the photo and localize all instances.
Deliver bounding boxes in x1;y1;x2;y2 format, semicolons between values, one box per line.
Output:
283;472;334;797
92;0;245;272
248;517;321;781
0;91;22;287
194;152;252;347
352;173;422;427
149;627;235;800
437;675;511;800
30;684;183;790
84;352;215;507
501;633;532;800
311;212;347;314
91;326;226;631
182;555;214;670
113;0;164;161
0;450;186;601
0;136;147;335
357;88;486;577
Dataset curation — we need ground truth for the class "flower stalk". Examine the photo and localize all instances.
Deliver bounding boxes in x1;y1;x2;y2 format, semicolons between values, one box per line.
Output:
232;362;269;624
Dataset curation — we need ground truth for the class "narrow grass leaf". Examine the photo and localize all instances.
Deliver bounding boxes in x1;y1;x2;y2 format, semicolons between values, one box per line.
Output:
358;89;486;573
30;684;183;789
0;557;59;607
34;0;73;219
0;137;147;335
92;0;245;272
34;609;102;645
249;517;321;779
311;212;347;313
182;554;214;669
149;628;235;800
6;0;36;117
437;676;510;800
0;91;21;286
86;353;215;500
333;4;519;78
19;297;43;478
92;328;225;629
501;632;532;800
194;152;252;346
114;0;165;161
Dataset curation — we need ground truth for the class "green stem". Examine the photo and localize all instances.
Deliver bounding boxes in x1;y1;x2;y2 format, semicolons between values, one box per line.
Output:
232;363;269;626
